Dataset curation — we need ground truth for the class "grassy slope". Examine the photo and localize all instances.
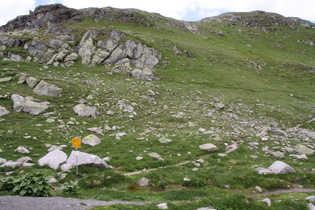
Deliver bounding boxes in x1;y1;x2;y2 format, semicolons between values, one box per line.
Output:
0;11;315;209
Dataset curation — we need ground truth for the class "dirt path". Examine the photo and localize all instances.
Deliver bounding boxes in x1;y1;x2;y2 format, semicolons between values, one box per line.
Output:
124;161;191;176
261;188;315;195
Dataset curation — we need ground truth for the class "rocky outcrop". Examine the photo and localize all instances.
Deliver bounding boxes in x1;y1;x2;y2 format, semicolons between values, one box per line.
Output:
200;11;315;29
0;4;82;32
0;4;162;79
11;94;50;115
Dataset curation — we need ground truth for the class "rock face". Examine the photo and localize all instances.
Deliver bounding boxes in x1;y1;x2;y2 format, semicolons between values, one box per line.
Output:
0;4;163;79
60;151;111;171
33;80;62;96
38;150;67;169
200;11;315;29
73;104;100;117
0;4;82;32
11;94;50;115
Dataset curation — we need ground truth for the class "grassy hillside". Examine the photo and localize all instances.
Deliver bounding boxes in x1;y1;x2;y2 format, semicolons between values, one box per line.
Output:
0;7;314;209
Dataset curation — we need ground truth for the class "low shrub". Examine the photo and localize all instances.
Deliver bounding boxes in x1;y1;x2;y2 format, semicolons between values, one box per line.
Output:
0;172;52;197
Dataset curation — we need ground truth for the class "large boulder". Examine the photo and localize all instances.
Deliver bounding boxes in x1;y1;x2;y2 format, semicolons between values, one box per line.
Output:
73;104;100;117
0;106;10;116
26;76;40;88
11;94;50;115
33;80;62;96
82;134;101;146
257;161;295;175
294;144;314;155
268;161;295;174
38;149;68;170
60;151;111;171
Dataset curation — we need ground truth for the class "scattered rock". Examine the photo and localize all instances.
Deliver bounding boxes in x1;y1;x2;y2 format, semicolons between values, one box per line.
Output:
137;178;149;186
159;136;172;144
157;203;168;209
0;161;21;168
0;158;7;164
16;157;33;163
38;149;67;170
26;76;40;88
308;203;315;210
0;77;12;82
15;146;30;154
136;156;143;161
33;80;62;96
0;106;10;116
199;143;218;151
73;104;100;117
61;151;111;171
87;127;104;135
295;144;314;155
82;134;101;146
259;161;296;174
260;198;271;207
290;154;308;160
11;94;50;115
306;196;315;202
255;186;263;193
148;152;164;161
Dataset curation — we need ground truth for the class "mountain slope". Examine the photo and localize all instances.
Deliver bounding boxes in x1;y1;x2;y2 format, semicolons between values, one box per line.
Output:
0;4;314;209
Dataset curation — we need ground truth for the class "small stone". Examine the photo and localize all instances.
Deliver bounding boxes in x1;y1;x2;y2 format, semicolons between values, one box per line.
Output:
157;203;168;209
137;178;149;186
255;186;263;193
15;146;30;154
260;198;271;207
159;136;172;144
136;156;143;161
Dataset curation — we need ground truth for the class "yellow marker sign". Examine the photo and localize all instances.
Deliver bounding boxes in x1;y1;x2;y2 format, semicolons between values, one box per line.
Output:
72;138;81;148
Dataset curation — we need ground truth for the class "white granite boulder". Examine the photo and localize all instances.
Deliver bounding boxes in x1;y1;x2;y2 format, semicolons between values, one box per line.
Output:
38;149;67;170
82;134;101;146
33;80;62;96
257;161;295;175
61;151;111;172
11;94;50;115
0;106;10;116
73;104;100;117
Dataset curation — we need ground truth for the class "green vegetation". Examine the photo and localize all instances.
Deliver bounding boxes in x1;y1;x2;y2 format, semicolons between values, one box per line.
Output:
0;172;52;196
0;8;314;209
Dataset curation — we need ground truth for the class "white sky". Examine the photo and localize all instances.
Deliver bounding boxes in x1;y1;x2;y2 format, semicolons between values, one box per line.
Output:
0;0;314;27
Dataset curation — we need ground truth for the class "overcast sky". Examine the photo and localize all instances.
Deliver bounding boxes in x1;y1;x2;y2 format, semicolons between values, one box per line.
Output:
1;0;314;27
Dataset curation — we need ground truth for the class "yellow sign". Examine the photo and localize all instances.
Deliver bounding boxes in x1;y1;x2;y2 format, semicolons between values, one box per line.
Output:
72;138;81;148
